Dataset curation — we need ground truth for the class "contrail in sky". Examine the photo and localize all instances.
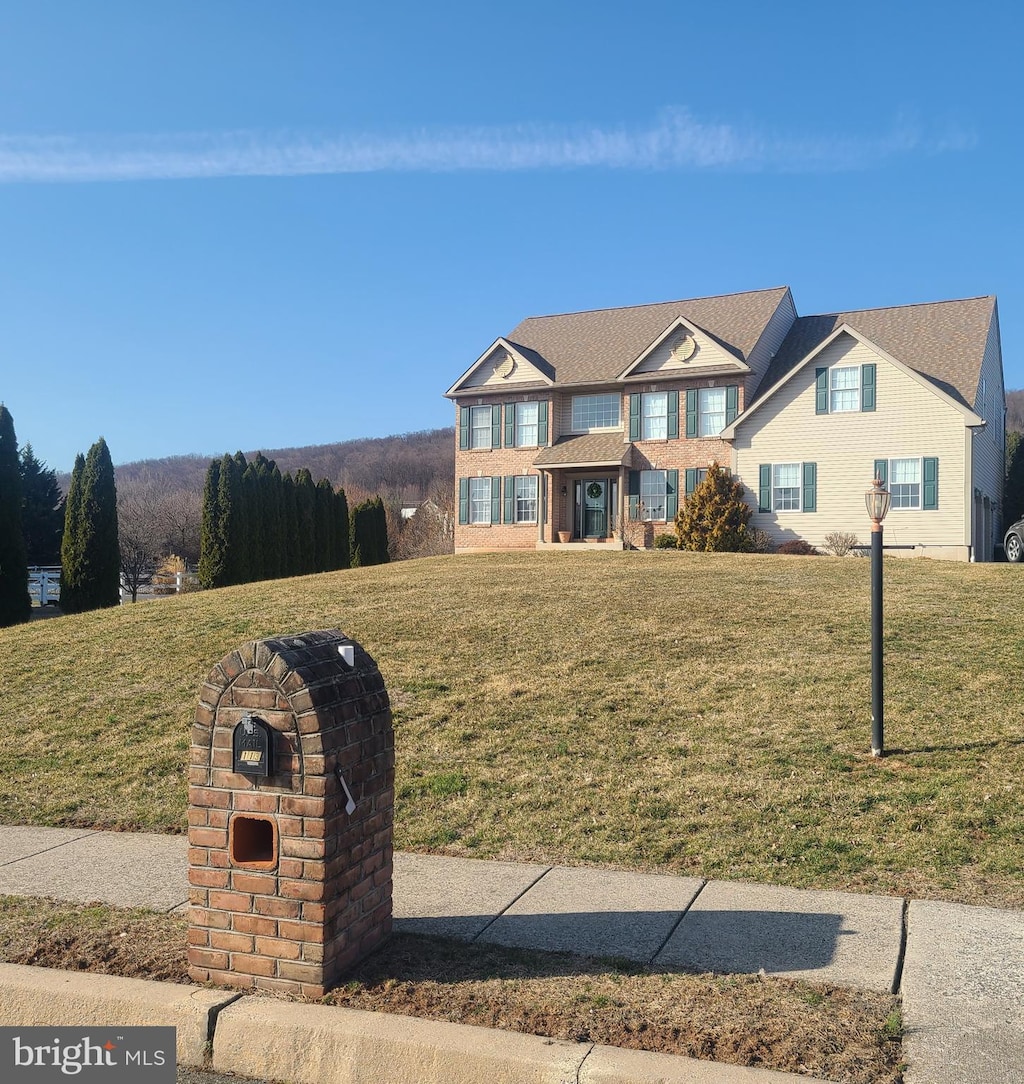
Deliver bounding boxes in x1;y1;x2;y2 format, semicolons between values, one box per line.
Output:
0;108;974;183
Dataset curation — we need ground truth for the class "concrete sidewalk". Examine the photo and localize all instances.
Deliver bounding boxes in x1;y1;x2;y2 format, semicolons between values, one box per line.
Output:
1;826;1022;1083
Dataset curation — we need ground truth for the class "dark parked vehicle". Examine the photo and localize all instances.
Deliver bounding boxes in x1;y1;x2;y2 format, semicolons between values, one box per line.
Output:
1004;519;1024;562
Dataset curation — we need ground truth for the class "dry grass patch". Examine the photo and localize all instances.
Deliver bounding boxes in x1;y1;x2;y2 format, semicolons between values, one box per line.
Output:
1;552;1022;906
0;898;903;1084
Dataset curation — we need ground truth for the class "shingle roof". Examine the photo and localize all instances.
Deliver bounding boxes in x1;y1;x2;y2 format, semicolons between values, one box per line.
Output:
504;286;792;387
533;433;634;468
757;297;996;409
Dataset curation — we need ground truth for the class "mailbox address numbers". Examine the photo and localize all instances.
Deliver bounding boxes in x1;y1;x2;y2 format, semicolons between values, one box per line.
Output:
232;715;274;777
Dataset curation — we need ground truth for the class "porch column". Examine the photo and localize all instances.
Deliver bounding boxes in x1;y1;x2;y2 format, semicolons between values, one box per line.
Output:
538;470;547;544
618;464;627;541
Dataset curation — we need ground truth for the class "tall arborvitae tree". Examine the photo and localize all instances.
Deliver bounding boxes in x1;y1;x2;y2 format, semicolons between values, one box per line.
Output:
242;462;265;581
335;487;350;570
60;454;86;612
314;478;334;572
77;438;121;609
264;465;285;580
198;458;225;588
20;444;64;567
374;496;390;564
0;406;31;626
218;453;245;586
281;472;298;577
294;468;317;574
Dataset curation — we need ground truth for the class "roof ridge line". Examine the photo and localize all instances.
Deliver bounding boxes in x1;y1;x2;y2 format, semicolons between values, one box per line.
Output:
519;285;791;323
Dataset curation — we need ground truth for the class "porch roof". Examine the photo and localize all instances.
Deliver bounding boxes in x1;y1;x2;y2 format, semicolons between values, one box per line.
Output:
533;432;634;469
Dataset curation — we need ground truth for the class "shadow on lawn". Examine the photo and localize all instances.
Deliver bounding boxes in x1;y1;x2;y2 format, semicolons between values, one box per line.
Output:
886;736;1024;756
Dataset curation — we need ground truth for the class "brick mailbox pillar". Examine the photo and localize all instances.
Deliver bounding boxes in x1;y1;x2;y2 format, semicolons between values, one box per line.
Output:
188;630;394;997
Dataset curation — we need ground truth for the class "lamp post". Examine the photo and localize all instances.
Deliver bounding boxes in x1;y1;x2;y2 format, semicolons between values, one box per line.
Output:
865;478;891;757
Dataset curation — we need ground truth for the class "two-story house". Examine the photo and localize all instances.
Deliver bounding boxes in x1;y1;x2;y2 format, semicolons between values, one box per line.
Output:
446;286;1005;561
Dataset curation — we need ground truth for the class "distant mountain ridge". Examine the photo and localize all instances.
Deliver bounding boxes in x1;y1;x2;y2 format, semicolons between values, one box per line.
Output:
59;427;455;500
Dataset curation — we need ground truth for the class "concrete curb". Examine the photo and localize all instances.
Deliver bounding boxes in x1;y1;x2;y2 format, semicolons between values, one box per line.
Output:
0;962;239;1067
0;963;830;1084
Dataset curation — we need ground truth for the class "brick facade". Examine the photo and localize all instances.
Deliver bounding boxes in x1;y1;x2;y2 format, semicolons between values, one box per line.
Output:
453;379;749;551
188;630;393;998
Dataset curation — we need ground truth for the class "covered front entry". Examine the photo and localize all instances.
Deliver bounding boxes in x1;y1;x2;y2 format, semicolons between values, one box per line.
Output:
574;477;618;539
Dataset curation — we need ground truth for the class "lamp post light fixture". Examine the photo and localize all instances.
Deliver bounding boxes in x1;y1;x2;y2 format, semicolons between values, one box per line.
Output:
865;477;891;757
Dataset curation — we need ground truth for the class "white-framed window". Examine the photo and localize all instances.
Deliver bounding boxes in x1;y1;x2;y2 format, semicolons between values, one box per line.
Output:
515;402;539;447
699;388;726;436
470;405;492;449
773;463;801;512
889;458;921;509
514;475;538;522
572;393;620;432
469;477;491;523
640;469;667;521
830;366;860;413
641;392;668;440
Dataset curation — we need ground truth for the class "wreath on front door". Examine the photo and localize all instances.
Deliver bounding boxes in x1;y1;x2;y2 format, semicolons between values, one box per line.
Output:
586;482;602;499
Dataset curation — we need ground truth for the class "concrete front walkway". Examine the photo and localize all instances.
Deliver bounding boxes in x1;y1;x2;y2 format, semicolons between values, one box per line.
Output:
1;826;1022;1083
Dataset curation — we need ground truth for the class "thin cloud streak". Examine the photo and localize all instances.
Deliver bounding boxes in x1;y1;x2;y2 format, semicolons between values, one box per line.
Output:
0;109;975;183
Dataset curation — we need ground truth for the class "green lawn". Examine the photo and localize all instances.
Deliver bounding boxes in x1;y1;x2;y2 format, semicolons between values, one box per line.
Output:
2;551;1021;906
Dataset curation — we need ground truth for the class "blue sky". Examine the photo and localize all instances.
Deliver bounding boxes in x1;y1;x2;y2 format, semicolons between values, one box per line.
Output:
1;1;1020;473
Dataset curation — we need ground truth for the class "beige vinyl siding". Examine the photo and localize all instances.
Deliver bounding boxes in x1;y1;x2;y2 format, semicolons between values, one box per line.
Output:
631;328;747;375
745;288;798;388
970;317;1006;544
732;333;969;556
463;347;548;389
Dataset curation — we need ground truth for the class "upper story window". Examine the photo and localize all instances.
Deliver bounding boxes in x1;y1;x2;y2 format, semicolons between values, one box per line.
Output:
470;405;493;449
515;402;539;447
699;388;726;436
830;366;860;412
572;393;620;432
641;392;668;440
816;363;875;414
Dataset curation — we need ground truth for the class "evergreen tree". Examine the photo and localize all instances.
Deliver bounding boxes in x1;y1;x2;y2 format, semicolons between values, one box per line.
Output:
314;479;334;572
60;454;86;612
77;438;121;609
335;487;350;570
374;496;390;564
281;472;298;576
20;444;64;566
1005;430;1024;530
675;463;753;552
198;458;225;588
349;500;368;567
218;453;245;586
294;469;317;574
0;406;31;626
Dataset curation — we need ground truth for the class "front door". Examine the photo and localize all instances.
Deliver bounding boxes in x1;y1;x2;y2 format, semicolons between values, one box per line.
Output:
583;479;607;538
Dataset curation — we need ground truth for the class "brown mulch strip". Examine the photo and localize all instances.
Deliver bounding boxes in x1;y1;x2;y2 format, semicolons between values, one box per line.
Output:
0;897;903;1084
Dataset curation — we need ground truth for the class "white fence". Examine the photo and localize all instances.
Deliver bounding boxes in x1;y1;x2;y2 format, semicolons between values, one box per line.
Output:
28;567;61;606
29;566;199;606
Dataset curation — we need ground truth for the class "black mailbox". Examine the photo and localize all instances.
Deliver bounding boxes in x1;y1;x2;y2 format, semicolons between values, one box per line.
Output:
232;714;274;777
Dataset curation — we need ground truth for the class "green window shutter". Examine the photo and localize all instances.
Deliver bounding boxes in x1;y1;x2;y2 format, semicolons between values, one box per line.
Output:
538;400;549;447
873;459;888;487
491;405;501;449
758;464;771;512
685;468;697;496
815;368;828;414
628;470;640;519
458;478;469;524
503;475;515;523
667;391;679;439
861;364;876;412
490;477;501;523
923;457;939;510
459;407;470;450
802;462;817;512
725;385;739;425
504;404;516;447
685;389;698;438
666;470;679;520
628;393;641;441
